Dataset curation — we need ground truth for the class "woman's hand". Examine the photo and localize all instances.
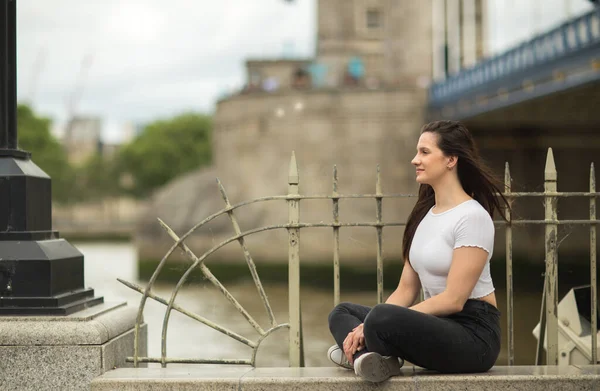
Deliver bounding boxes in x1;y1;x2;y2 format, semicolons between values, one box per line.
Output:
343;323;365;363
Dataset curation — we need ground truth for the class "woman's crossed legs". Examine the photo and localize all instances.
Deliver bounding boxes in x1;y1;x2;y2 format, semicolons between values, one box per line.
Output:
328;302;499;374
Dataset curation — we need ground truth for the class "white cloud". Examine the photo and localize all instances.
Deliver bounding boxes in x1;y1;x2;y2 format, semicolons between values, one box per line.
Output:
486;0;594;54
16;0;316;142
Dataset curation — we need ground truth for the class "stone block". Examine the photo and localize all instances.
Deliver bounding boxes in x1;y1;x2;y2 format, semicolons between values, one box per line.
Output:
240;367;415;390
91;365;600;391
0;345;100;391
103;324;148;371
91;366;252;391
412;365;598;391
0;302;146;391
0;302;138;345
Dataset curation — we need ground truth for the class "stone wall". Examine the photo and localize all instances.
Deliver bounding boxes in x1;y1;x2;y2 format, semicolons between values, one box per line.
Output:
53;197;145;239
137;87;429;265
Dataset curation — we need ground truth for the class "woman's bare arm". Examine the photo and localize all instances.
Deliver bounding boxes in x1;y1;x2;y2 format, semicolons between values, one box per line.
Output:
409;246;488;316
385;260;421;307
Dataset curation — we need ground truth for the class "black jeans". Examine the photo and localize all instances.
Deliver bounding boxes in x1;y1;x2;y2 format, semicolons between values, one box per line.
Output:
328;299;501;373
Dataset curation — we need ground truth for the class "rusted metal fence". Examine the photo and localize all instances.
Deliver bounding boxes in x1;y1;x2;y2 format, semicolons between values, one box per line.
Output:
501;149;598;365
119;148;598;367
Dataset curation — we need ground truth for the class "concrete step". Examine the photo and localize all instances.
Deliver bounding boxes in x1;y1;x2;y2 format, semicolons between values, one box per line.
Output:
91;365;600;390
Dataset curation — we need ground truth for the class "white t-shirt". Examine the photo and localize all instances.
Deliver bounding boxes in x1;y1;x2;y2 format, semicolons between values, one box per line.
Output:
409;199;495;300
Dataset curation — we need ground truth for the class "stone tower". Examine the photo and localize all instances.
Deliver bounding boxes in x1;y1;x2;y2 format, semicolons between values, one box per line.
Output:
316;0;433;87
137;0;436;265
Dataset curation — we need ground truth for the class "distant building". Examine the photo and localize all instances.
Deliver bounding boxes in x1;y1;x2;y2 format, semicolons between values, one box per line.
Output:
120;121;142;144
62;118;143;163
240;1;488;90
244;59;313;93
63;115;102;165
98;142;120;160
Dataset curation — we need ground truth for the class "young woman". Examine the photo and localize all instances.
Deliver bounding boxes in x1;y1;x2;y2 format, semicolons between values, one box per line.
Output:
327;120;509;382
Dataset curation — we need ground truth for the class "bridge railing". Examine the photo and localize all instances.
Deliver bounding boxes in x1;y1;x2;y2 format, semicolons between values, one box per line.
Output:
429;8;600;107
119;149;598;367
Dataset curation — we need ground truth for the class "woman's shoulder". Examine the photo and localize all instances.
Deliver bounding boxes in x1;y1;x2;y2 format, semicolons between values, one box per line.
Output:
463;199;489;213
458;200;494;225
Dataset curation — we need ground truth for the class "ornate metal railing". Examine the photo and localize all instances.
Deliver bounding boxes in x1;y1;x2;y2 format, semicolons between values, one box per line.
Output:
119;149;598;367
429;8;600;111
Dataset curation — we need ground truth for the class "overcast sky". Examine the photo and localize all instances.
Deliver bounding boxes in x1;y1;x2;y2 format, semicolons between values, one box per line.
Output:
16;0;316;141
488;0;594;53
15;0;595;143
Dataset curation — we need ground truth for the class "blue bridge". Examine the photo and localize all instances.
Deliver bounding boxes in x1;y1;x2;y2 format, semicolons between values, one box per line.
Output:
428;8;600;132
427;8;600;224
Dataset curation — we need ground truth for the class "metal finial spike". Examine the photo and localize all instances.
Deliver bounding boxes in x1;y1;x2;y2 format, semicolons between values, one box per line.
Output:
504;162;513;199
332;165;338;194
376;164;382;195
545;148;557;181
216;178;231;206
504;162;511;185
288;151;299;185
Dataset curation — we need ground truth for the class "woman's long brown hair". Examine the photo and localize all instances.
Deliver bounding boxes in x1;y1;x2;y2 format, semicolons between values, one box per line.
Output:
401;120;510;263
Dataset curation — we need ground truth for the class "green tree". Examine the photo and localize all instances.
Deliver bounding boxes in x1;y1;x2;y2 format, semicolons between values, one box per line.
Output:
74;152;121;201
16;104;75;204
116;112;212;197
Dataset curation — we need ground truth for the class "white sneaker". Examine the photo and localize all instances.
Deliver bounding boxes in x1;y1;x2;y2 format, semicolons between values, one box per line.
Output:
353;352;403;383
327;344;353;370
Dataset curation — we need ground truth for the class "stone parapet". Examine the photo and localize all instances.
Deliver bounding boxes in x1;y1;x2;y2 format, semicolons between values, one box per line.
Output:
91;365;599;391
0;302;147;391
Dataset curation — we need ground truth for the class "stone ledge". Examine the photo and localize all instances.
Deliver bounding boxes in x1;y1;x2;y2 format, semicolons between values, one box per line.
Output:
90;365;600;391
0;326;148;391
0;302;138;345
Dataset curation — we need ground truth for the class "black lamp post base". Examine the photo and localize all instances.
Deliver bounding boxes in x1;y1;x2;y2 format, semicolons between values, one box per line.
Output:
0;0;103;317
0;288;104;315
0;239;104;316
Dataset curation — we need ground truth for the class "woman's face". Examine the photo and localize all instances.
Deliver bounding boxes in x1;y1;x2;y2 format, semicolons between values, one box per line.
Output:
411;132;452;185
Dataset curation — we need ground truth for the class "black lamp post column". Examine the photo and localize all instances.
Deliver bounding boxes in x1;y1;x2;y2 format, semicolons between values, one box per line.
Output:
0;0;102;315
0;0;17;151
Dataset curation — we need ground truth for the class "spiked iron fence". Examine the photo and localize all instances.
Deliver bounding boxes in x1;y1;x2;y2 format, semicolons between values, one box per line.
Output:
119;148;598;367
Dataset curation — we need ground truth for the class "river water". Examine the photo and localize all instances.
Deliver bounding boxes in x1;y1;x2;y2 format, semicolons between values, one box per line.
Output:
80;242;545;367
